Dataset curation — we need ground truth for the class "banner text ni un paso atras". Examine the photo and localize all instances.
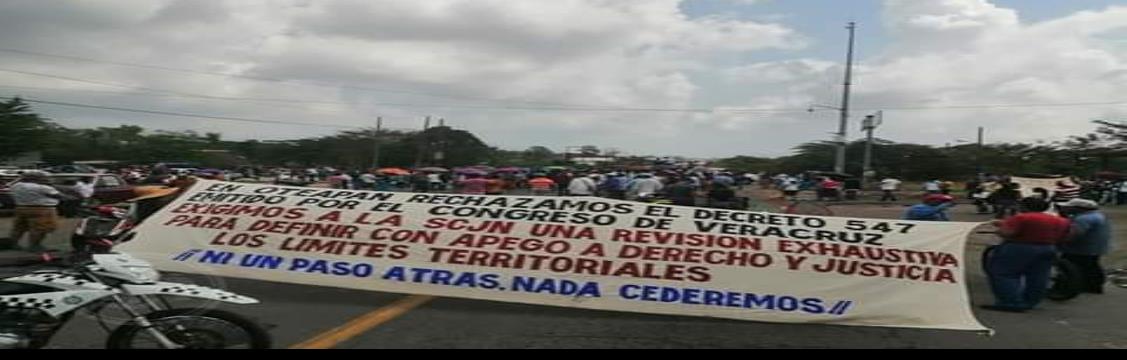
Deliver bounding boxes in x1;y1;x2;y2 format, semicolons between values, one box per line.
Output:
120;180;987;331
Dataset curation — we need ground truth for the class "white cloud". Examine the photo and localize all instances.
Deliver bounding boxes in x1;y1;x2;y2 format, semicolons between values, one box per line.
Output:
0;0;812;157
0;0;1124;159
700;1;1127;155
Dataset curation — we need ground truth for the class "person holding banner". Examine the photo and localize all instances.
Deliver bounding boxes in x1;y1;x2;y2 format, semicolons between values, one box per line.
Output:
984;197;1072;312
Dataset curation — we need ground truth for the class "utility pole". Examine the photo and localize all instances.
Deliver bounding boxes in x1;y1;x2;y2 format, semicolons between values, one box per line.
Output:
976;126;985;179
434;118;447;167
861;111;882;189
414;116;431;168
371;117;383;169
835;22;857;175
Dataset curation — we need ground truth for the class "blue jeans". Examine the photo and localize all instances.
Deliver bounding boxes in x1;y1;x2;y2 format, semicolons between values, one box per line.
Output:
986;243;1057;309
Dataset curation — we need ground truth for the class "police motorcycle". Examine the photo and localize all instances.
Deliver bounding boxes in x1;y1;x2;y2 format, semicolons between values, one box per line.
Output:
1;191;272;348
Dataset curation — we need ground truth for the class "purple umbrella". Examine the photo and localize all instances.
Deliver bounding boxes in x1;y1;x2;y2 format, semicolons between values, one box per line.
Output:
454;168;488;176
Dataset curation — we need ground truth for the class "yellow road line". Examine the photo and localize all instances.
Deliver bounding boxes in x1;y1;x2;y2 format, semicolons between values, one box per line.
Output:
290;295;436;349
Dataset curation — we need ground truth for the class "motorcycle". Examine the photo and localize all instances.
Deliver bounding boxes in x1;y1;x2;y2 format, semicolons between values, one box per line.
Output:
71;204;135;257
2;202;271;349
0;251;272;349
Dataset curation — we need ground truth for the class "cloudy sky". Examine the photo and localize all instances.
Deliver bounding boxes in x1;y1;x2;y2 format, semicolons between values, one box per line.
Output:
1;0;1125;158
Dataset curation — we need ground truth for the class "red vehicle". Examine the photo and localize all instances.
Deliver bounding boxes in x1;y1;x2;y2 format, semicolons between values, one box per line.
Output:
47;173;135;205
0;174;134;209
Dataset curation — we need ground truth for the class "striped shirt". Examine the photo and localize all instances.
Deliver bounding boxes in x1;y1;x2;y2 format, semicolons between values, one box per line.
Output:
1053;185;1081;202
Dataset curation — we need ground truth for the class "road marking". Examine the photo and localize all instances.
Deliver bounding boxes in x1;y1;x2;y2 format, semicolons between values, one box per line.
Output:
290;295;436;349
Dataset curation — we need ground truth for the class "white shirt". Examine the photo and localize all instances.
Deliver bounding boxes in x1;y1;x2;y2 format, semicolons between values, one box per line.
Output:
1119;182;1127;193
783;179;800;191
74;181;96;198
568;177;598;195
359;173;377;184
427;174;442;183
10;182;61;206
880;178;902;191
627;178;664;196
924;181;941;191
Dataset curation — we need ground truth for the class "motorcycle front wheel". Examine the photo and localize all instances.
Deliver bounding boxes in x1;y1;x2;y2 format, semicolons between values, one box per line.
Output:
105;309;271;349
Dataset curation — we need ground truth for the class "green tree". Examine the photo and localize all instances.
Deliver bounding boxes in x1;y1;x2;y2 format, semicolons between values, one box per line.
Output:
713;156;776;173
0;97;56;159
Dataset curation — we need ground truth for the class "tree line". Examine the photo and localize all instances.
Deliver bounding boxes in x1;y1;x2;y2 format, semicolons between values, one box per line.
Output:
2;97;1124;179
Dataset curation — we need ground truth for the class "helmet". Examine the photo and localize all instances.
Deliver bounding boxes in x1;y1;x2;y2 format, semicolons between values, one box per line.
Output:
923;194;954;204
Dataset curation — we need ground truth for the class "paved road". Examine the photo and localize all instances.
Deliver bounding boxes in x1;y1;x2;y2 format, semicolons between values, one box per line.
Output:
3;200;1127;348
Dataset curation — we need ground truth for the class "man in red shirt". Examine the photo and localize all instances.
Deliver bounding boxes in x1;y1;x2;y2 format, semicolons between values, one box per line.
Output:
983;197;1072;312
817;177;841;201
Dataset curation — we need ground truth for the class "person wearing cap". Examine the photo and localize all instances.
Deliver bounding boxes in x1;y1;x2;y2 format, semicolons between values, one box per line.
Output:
982;197;1072;312
5;171;70;252
1059;198;1112;294
902;194;956;221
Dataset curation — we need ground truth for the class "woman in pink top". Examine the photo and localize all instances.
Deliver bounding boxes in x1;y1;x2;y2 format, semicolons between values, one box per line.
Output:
458;174;490;195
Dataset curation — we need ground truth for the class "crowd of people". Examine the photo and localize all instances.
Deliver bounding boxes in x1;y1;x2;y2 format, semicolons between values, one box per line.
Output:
887;174;1114;314
2;162;1119;317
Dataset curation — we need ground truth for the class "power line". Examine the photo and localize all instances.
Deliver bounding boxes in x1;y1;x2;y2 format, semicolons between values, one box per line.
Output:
728;100;1127;113
0;47;652;109
0;70;723;113
3;59;1125;114
0;96;363;129
874;101;1127;111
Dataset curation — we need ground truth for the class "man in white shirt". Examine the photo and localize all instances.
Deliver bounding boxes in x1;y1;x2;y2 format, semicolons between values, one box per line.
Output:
924;180;941;194
567;174;599;196
782;176;801;200
6;171;67;252
880;177;902;202
626;173;664;200
359;172;378;190
427;173;444;191
75;177;96;199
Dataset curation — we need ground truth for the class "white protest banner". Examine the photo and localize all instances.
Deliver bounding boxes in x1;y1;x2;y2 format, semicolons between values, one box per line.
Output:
1011;176;1072;198
117;180;989;332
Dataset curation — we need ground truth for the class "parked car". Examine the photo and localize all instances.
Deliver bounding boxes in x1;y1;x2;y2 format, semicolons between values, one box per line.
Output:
47;173;136;205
